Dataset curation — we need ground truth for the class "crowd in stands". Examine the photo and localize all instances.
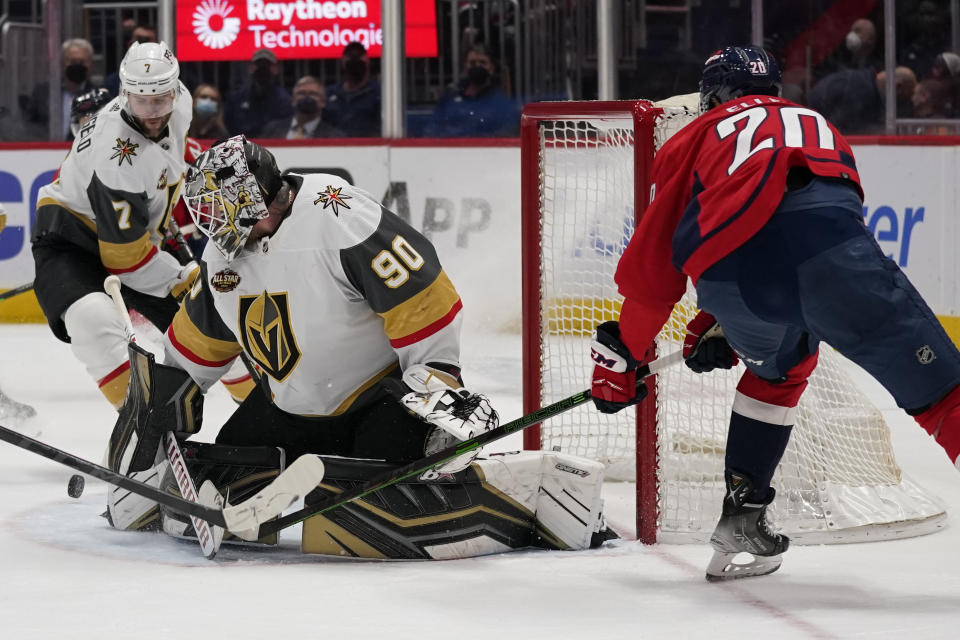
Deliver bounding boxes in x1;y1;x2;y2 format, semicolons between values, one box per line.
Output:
7;22;522;143
6;4;960;143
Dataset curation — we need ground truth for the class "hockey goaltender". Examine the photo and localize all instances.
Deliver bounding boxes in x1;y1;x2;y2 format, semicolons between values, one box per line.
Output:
103;134;616;559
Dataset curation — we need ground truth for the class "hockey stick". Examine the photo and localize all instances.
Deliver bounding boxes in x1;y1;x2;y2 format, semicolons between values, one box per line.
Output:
0;281;33;302
254;350;684;539
103;275;324;548
104;274;222;556
0;423;326;537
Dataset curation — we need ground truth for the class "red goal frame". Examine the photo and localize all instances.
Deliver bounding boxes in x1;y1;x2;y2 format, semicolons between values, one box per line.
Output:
519;100;666;543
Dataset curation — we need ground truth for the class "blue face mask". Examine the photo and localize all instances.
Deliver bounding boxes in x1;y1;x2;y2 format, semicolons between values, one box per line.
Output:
195;98;218;117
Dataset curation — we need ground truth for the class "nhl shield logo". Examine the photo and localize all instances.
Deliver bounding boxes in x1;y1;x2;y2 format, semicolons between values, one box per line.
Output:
916;345;937;364
210;268;240;292
238;291;302;381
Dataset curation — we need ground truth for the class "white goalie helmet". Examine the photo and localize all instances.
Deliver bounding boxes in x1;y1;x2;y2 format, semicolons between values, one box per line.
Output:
183;135;283;262
119;41;180;121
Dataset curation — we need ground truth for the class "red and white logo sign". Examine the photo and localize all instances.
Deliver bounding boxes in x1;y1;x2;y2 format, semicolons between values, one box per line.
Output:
176;0;438;61
192;0;242;49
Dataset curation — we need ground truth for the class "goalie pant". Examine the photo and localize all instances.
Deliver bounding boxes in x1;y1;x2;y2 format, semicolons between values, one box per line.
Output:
161;443;613;558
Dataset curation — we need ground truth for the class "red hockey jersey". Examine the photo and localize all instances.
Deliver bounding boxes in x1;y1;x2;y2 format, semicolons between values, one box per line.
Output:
616;95;864;357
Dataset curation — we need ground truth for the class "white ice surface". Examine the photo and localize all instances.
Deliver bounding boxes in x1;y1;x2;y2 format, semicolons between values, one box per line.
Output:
1;324;960;639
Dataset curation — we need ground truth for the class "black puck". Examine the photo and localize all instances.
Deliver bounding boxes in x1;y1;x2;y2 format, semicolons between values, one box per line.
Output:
67;474;85;498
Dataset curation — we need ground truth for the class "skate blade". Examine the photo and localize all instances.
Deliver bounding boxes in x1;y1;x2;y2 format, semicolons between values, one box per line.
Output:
705;550;783;582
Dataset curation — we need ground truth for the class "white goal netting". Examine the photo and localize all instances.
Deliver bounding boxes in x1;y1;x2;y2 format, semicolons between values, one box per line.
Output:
528;99;946;543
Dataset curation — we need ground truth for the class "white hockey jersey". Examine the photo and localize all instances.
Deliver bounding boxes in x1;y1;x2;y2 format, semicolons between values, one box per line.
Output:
164;173;463;417
33;84;193;297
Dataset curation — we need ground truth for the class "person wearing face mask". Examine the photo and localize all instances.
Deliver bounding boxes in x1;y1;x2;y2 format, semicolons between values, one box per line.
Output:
261;76;344;139
224;48;294;138
26;38;100;141
425;44;520;138
323;41;382;137
188;84;229;140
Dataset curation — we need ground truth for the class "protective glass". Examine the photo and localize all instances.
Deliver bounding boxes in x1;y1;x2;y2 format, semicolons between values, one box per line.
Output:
124;89;177;120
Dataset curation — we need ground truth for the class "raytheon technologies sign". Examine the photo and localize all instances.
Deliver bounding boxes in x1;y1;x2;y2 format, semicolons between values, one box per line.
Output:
176;0;438;60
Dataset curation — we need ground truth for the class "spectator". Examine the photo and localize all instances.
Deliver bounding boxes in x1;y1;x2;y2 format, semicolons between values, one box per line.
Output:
188;83;229;140
26;38;99;140
104;24;158;97
425;45;520;137
819;18;880;80
806;66;916;134
224;48;293;137
926;51;960;117
324;42;381;137
900;1;951;79
260;76;344;139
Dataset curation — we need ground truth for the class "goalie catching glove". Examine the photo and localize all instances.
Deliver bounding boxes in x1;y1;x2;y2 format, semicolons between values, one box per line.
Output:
683;310;739;373
590;321;648;414
398;364;499;478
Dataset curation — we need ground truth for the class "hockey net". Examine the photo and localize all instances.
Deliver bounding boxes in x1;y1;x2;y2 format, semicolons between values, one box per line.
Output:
520;98;946;544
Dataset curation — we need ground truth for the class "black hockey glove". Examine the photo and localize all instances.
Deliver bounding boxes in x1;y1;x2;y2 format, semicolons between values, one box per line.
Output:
683;311;739;373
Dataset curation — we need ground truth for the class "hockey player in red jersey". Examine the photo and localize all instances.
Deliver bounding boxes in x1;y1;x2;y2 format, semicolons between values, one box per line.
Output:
589;45;960;581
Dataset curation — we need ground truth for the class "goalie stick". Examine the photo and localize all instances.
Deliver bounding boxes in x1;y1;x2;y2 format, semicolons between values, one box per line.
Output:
0;424;325;537
252;349;684;539
0;281;33;302
103;275;324;550
103;274;223;556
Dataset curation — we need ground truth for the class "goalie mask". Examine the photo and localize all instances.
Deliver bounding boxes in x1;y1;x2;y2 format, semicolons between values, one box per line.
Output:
699;45;782;113
183;135;283;262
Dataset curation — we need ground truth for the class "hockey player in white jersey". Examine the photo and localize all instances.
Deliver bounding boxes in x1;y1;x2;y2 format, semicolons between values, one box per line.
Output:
107;135;613;557
31;41;199;410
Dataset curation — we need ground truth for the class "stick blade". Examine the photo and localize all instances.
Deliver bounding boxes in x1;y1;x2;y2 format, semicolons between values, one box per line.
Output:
197;480;226;557
222;454;325;541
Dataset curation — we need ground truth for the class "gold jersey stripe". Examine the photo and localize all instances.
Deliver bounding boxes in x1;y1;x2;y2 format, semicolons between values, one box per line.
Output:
99;232;155;272
169;306;243;367
379;271;461;342
36;197;97;232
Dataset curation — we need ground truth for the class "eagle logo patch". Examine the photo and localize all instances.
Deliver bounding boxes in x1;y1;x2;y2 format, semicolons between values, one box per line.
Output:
313;185;352;216
211;268;241;293
110;137;139;166
238;291;302;382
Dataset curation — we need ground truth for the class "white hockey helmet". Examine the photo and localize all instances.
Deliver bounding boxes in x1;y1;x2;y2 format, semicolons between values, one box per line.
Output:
119;41;180;120
183;135;283;262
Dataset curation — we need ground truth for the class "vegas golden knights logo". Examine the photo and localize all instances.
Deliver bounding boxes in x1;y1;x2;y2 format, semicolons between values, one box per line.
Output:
238;291;302;381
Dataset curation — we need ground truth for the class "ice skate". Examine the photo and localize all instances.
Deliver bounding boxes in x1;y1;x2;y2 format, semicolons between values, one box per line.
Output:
705;470;789;582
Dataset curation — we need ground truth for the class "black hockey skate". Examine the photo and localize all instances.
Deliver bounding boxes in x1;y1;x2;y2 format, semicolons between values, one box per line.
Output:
705;470;790;582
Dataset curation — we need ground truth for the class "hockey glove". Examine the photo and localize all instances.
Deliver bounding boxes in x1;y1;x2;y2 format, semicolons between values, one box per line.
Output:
683;310;738;373
169;261;200;301
590;321;648;414
399;364;499;478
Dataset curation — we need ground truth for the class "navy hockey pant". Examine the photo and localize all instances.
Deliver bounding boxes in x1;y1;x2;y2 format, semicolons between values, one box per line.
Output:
696;177;960;413
694;178;960;494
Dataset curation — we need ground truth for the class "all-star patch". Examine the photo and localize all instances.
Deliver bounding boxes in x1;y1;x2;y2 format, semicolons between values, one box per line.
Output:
211;268;241;293
313;185;352;216
110;137;139;166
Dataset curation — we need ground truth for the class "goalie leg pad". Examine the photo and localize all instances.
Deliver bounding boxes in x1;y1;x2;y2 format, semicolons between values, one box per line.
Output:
476;451;609;550
300;452;612;560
